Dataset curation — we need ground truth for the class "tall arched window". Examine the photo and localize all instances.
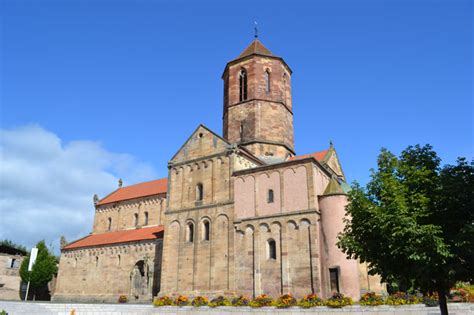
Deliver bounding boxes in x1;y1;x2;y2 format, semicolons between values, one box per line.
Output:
203;220;210;241
283;73;287;104
267;189;274;203
117;255;121;266
133;213;138;227
196;183;203;201
239;123;244;142
239;68;248;102
95;256;99;267
265;69;271;93
144;211;149;226
187;222;194;243
107;217;112;231
267;239;276;260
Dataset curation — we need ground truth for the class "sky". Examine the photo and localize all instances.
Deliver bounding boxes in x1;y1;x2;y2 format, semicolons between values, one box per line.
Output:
1;0;472;252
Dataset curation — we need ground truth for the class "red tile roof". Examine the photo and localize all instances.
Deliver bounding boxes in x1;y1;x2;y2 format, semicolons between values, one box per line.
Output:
63;225;164;250
289;150;329;162
97;178;167;205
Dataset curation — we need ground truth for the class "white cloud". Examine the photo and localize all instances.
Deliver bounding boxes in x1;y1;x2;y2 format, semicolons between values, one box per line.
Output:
0;125;158;253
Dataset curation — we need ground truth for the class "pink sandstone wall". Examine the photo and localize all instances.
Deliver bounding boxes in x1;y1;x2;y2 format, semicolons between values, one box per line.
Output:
234;165;312;219
256;172;281;216
319;194;360;300
234;176;256;219
282;166;309;212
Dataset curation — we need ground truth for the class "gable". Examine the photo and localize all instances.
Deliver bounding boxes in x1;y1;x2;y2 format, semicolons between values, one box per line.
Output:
170;125;229;164
325;149;345;180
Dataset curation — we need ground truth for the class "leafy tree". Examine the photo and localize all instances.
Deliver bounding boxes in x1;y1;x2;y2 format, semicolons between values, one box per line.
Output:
338;145;473;315
19;240;58;300
0;239;27;253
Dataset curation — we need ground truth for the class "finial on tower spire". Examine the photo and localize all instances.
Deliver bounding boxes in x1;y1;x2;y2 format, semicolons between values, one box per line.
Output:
254;21;258;38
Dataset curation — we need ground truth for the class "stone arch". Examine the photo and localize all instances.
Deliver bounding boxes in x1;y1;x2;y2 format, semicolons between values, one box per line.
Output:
200;216;212;241
287;220;298;230
270;221;282;232
245;224;255;235
130;260;150;301
300;218;311;226
259;222;270;233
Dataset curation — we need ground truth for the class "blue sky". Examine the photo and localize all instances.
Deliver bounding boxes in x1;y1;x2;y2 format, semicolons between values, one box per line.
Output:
1;0;472;250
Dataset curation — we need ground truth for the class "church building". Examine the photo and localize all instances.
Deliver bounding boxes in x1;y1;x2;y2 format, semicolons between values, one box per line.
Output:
53;38;384;302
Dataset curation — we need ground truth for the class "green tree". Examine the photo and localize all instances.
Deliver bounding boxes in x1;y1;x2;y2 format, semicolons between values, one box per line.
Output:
19;240;58;300
337;145;473;315
0;239;27;253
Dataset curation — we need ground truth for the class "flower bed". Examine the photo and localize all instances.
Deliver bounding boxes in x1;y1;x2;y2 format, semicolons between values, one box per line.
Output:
325;292;353;308
359;292;384;306
152;289;473;309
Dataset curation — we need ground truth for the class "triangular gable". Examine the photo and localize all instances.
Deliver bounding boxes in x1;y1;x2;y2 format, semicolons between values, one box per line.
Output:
170;124;230;164
324;146;346;180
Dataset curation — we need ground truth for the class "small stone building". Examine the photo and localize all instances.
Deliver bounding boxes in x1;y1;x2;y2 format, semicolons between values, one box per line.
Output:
54;39;384;303
0;244;26;300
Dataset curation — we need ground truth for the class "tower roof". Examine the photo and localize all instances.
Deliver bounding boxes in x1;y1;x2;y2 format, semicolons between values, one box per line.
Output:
237;39;273;58
223;38;292;77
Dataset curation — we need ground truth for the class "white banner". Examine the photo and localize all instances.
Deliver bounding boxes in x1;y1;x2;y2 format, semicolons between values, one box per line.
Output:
28;247;38;272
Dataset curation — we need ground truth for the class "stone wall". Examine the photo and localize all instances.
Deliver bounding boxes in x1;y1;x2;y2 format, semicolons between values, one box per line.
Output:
0;253;23;300
93;195;166;234
234;212;321;299
234;161;323;219
54;240;162;303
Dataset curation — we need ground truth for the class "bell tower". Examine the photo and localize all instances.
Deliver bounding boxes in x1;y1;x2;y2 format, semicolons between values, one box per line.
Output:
222;39;295;163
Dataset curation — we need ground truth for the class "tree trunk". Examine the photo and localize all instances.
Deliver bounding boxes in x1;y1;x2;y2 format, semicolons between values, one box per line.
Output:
437;287;448;315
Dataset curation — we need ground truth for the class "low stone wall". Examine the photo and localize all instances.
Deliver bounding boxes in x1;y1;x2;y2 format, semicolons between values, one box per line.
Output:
0;301;472;315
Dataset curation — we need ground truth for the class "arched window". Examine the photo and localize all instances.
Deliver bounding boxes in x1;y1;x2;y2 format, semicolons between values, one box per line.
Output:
267;189;274;203
267;239;276;260
95;256;99;267
74;258;77;268
144;211;149;226
203;220;210;241
117;255;121;266
107;217;112;231
283;73;287;104
265;69;271;93
196;183;203;201
133;213;138;227
187;222;194;242
239;68;248;102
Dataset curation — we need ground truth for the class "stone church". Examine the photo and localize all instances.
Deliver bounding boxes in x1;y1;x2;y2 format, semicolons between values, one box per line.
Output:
53;38;384;302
